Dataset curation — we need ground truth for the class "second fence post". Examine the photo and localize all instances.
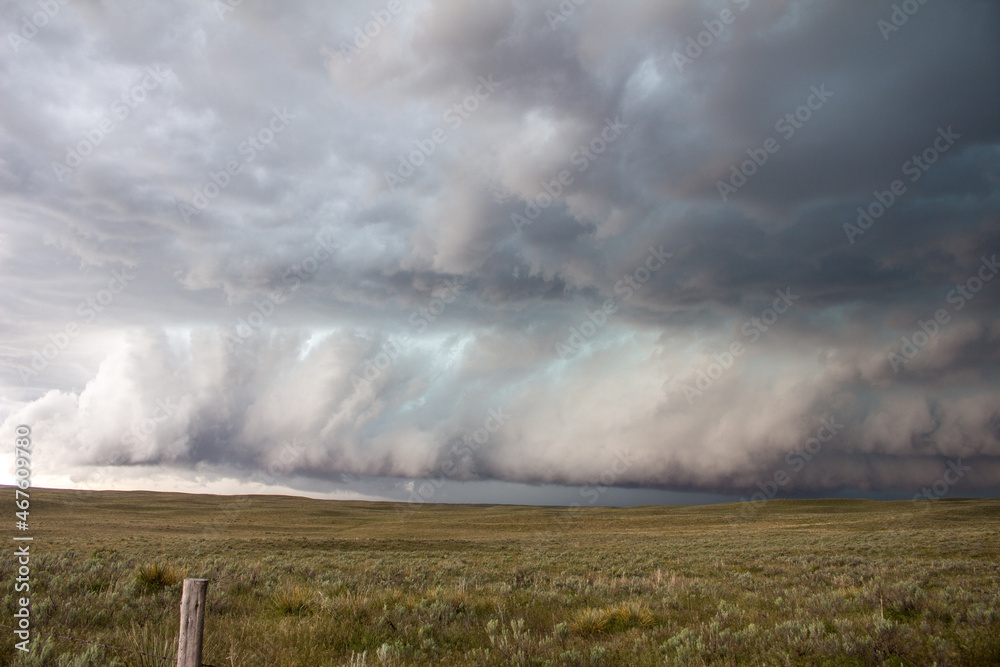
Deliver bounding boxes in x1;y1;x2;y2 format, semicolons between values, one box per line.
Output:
177;578;209;667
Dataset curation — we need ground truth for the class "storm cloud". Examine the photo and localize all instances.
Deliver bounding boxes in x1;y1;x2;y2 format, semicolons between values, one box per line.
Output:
2;0;999;504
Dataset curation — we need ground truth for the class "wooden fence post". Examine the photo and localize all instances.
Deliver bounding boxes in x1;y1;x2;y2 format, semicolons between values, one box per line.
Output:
177;578;209;667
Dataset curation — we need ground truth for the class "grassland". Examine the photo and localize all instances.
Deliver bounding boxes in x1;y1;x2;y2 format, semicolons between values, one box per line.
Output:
2;488;999;666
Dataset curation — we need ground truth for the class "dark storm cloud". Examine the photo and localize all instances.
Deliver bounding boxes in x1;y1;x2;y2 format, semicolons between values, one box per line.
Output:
1;0;999;503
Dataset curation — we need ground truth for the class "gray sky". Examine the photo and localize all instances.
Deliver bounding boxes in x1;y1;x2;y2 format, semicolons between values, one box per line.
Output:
2;0;999;506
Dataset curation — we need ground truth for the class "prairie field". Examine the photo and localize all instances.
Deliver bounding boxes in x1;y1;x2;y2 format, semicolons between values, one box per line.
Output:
2;488;999;666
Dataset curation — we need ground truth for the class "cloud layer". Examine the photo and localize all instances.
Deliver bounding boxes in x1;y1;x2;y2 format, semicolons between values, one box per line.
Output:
2;0;999;502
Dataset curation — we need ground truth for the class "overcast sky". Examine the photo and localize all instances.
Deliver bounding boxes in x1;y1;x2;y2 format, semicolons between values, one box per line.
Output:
2;0;999;507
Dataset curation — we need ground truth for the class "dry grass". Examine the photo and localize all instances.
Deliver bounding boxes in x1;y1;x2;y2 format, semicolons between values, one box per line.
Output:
569;603;655;636
2;487;999;665
270;586;314;616
134;562;181;592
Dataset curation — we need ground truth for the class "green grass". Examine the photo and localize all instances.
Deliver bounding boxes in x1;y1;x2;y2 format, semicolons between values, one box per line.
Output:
2;488;999;665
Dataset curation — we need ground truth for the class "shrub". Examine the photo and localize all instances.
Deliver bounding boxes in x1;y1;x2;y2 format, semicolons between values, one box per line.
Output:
271;586;314;616
569;608;609;636
569;603;655;636
134;563;181;592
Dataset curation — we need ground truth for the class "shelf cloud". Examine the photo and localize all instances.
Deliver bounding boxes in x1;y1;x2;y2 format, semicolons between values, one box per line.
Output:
2;0;999;504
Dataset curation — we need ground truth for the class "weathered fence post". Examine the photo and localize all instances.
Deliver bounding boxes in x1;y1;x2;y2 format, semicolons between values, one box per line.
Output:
177;578;209;667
